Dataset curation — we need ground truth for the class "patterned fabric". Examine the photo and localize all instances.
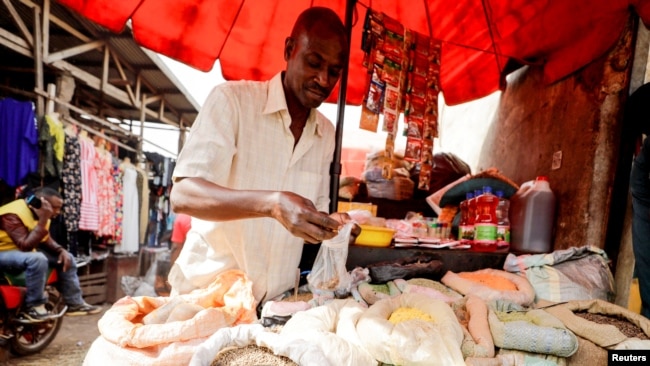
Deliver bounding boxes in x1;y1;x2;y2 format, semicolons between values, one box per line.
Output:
78;137;99;231
111;164;124;245
95;149;116;237
61;133;82;232
168;73;335;302
114;166;139;253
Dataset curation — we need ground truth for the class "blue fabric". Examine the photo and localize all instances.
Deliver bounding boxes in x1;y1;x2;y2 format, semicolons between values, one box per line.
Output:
0;249;83;307
0;98;39;187
630;136;650;319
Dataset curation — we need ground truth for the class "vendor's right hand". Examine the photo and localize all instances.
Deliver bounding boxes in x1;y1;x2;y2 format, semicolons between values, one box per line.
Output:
272;192;342;244
31;197;54;220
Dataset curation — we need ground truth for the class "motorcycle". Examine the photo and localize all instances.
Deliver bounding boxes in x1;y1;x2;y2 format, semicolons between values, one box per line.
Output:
0;267;67;360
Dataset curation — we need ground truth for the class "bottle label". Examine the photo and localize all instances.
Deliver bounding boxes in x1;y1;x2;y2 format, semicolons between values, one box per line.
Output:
497;225;510;245
474;223;497;244
459;224;474;243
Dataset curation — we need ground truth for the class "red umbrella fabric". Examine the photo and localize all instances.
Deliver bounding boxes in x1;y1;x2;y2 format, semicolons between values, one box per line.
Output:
56;0;650;106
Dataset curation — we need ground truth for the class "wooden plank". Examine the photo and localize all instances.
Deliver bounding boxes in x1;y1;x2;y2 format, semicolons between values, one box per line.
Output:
78;272;108;281
46;40;104;63
110;49;136;105
0;27;32;57
3;0;34;46
81;288;106;295
42;0;49;61
33;5;43;117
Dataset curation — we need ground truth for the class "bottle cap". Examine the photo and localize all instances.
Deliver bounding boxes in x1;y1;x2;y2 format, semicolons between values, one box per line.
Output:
496;190;503;198
466;192;474;200
482;186;493;194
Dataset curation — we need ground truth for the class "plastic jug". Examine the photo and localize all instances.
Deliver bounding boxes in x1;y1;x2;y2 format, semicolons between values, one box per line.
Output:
510;176;556;254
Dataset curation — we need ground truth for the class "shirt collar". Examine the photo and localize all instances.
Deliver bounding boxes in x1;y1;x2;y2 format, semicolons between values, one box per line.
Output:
264;72;323;137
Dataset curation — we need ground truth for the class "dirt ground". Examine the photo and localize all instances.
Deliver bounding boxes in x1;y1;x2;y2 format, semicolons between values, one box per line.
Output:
4;303;109;366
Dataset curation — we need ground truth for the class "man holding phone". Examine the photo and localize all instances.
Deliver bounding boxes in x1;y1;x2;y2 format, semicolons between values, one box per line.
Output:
0;187;100;321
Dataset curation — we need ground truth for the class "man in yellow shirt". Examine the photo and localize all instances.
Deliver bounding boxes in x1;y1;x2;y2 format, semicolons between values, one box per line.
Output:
0;187;100;321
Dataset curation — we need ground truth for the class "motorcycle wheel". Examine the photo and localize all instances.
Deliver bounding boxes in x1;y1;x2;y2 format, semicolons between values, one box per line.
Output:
10;293;63;356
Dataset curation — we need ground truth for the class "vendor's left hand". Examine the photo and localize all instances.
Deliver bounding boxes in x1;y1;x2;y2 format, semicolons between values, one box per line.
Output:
328;212;361;245
58;250;72;272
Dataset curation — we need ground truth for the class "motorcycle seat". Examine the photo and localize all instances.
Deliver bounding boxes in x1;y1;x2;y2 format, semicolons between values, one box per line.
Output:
1;268;57;287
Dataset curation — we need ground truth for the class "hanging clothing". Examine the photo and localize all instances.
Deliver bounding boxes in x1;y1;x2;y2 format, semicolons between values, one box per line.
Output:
61;132;82;257
78;137;99;231
0;98;38;187
137;167;150;245
61;133;82;232
41;114;65;178
95;149;116;237
111;163;124;246
114;166;139;253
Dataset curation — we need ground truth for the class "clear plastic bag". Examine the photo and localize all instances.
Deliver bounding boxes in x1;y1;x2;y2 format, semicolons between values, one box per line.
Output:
307;222;354;293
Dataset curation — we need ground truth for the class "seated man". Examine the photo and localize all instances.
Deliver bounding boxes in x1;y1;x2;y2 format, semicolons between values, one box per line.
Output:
0;187;101;321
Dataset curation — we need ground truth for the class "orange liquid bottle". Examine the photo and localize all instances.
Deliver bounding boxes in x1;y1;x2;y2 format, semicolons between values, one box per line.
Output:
473;186;498;252
459;192;474;245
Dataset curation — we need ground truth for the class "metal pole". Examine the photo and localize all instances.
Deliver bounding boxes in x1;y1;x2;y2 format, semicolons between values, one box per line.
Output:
329;0;356;214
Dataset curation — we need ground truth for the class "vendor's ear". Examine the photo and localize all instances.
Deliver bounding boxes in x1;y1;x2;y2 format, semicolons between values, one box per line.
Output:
284;37;295;61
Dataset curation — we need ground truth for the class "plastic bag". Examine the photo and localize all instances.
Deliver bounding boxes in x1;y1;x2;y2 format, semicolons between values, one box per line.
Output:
307;223;354;293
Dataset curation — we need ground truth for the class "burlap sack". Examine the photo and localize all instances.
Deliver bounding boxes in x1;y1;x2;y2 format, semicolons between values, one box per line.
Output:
543;299;650;348
456;295;495;358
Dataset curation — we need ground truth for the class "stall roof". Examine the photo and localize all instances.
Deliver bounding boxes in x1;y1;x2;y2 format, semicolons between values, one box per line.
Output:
0;0;200;131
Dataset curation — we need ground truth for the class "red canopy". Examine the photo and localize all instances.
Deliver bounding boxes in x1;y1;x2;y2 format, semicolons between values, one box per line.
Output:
57;0;650;105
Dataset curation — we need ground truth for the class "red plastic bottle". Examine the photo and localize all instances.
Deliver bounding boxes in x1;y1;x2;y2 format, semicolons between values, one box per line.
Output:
473;186;498;252
467;189;482;249
459;192;474;245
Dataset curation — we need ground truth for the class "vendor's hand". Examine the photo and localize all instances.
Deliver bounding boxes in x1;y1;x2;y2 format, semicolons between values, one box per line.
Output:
31;197;54;220
58;250;72;272
272;192;342;243
328;212;361;245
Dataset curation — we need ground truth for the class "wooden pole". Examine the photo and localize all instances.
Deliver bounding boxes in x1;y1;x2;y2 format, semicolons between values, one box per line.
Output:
329;0;356;214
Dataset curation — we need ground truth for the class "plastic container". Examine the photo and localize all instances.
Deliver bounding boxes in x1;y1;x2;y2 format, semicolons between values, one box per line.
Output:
354;225;396;247
473;186;498;252
495;190;510;248
510;176;556;254
459;192;474;244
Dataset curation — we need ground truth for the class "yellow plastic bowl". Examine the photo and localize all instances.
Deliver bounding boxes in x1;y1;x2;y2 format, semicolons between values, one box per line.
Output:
354;225;396;247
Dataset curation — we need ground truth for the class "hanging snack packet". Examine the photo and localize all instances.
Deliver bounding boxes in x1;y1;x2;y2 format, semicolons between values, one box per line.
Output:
307;222;355;293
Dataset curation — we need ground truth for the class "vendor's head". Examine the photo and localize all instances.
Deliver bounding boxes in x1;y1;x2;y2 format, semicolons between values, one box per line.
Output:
33;187;63;218
283;7;348;109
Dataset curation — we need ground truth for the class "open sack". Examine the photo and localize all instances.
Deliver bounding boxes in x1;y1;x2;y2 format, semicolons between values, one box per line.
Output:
83;270;257;366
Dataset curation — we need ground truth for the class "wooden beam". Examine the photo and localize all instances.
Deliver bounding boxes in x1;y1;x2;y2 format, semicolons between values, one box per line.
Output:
0;26;32;57
101;45;109;91
35;87;131;137
21;0;91;43
109;48;136;105
64;115;137;153
3;0;34;46
33;5;43;117
49;15;92;43
42;0;49;61
46;40;104;63
143;95;162;105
